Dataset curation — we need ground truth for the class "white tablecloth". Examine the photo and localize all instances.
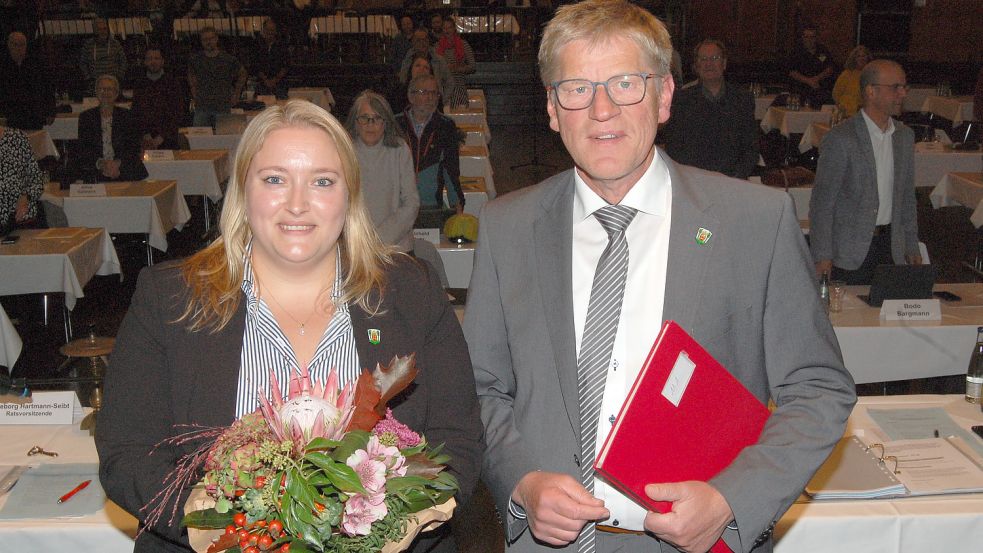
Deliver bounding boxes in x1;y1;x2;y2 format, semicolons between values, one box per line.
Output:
774;394;983;553
921;95;976;126
467;89;486;111
457;122;491;147
443;176;488;217
143;150;229;201
39;17;151;39
830;283;983;383
307;14;398;38
913;143;983;189
437;237;475;289
458;144;496;199
760;107;832;136
172;16;264;37
755;94;777;120
797;121;831;152
444;106;489;128
903;86;936;113
0;228;121;310
0;411;138;551
42;181;192;252
44;114;79;141
0;304;21;369
287;87;335;112
930;172;983;227
26;129;59;160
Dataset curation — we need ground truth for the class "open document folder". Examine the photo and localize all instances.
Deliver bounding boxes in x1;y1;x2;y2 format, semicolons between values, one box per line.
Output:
807;435;983;499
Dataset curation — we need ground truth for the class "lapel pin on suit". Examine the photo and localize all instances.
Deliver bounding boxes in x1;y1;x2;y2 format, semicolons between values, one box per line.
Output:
695;227;713;245
367;329;381;345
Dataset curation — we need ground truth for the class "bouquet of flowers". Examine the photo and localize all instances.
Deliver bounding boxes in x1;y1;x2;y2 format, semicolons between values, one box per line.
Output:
143;355;458;553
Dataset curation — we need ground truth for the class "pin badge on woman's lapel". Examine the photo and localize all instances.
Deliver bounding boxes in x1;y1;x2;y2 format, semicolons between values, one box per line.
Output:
368;329;381;345
695;227;712;245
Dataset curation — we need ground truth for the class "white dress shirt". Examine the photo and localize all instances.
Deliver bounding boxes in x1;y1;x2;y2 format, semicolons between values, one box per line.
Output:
572;152;672;530
861;108;896;226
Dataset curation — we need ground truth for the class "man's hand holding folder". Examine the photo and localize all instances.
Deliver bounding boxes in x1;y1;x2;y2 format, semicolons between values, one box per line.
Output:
644;481;734;553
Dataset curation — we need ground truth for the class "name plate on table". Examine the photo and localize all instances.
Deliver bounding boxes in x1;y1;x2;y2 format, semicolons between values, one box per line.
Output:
880;299;942;321
0;391;83;425
230;108;245;115
69;183;106;197
144;149;175;161
183;126;213;136
413;228;439;245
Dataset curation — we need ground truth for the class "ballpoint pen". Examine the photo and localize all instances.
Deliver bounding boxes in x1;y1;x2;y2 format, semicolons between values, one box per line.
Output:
57;480;92;504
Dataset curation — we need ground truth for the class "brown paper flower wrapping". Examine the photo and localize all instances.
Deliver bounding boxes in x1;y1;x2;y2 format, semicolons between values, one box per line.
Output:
184;486;457;553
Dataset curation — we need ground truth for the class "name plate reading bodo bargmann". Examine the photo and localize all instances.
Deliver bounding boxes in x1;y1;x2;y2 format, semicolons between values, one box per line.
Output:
881;299;942;321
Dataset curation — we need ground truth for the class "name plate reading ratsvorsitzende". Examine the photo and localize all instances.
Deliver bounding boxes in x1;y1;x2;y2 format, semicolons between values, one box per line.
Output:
0;391;83;425
144;149;175;161
881;299;942;321
69;183;106;197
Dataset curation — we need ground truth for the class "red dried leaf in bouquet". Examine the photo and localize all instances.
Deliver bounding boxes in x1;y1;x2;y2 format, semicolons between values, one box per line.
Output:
345;354;419;432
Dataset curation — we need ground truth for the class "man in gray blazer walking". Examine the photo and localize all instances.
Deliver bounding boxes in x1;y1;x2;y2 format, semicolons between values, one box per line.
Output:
809;59;922;284
464;2;856;552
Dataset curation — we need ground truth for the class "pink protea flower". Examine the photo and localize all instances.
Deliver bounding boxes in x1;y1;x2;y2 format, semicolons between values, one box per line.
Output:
258;365;355;454
372;408;421;449
340;492;388;536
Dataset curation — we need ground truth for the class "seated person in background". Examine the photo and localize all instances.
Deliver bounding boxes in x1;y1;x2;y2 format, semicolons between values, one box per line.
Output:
0;31;56;130
345;90;419;253
809;59;920;285
0;125;44;229
398;29;457;112
395;74;464;213
390;14;416;76
79;19;127;93
71;75;148;183
436;17;474;108
252;18;290;99
188;27;247;127
832;45;872;118
390;51;441;114
788;25;835;108
131;47;186;150
663;39;758;179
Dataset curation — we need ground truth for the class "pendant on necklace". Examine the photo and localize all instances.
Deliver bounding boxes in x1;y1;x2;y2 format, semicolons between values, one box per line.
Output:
299;324;306;336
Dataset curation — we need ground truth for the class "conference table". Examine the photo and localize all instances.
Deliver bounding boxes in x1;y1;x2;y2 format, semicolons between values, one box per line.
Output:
0;304;21;370
436;237;475;290
172;16;265;37
442;176;489;217
38;17;151;38
287;87;336;112
755;94;778;120
467;89;487;111
458;144;496;199
0;409;137;551
774;394;983;553
0;228;120;340
142;150;230;232
307;13;399;38
458;122;491;147
830;283;983;384
26;129;59;160
930;172;983;227
444;104;489;128
903;86;936;114
41;180;192;261
760;106;832;137
921;95;975;126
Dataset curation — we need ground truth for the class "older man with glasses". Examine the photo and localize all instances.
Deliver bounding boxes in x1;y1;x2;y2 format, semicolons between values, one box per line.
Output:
663;39;759;179
464;2;855;552
395;74;464;213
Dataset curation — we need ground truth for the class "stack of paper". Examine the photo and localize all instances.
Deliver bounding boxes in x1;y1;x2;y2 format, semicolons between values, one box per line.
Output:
806;436;907;499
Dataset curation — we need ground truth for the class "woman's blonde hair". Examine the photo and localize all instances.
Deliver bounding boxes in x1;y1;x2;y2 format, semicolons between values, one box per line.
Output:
179;99;392;332
844;45;871;71
538;0;673;87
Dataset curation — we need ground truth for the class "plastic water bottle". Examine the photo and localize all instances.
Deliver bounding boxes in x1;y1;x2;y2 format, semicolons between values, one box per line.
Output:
966;327;983;403
819;273;830;311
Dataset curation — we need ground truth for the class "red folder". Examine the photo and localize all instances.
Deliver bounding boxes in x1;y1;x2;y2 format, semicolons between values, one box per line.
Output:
593;320;770;553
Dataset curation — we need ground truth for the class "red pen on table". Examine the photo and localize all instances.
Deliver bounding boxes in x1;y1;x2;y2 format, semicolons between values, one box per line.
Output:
57;480;91;504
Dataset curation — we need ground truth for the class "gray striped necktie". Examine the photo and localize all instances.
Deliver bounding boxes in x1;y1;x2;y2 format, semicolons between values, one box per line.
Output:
577;204;638;552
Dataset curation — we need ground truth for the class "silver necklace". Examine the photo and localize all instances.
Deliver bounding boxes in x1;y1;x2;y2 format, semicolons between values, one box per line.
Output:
254;270;332;336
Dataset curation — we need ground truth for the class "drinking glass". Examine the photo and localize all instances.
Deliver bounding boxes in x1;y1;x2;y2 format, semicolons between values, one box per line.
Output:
829;280;847;313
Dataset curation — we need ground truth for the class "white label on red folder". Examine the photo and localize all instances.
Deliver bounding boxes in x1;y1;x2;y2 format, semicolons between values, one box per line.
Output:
662;351;695;407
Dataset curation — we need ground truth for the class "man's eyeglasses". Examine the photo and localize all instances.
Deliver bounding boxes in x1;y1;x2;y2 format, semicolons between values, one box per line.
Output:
549;73;656;111
698;55;723;63
870;83;910;93
355;115;384;125
410;89;438;98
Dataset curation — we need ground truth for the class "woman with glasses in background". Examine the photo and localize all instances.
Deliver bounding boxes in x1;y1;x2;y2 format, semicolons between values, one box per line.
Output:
345;90;419;253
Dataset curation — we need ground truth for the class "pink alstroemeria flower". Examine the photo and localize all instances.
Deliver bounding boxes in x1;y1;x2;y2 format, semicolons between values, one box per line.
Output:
341;492;388;536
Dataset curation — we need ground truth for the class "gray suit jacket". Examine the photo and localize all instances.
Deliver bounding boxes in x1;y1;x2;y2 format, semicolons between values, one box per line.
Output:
464;150;856;553
808;113;919;269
